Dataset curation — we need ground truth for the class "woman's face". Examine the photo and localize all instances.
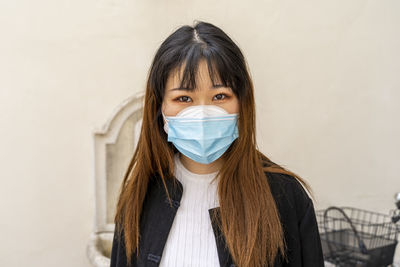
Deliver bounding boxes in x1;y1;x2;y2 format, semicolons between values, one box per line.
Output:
161;59;239;117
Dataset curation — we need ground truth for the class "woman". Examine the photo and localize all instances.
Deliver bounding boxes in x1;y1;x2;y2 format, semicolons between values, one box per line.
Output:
110;21;324;267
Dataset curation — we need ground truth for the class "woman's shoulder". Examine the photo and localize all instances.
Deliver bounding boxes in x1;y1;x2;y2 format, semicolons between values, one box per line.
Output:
264;171;313;221
264;171;310;198
264;171;325;266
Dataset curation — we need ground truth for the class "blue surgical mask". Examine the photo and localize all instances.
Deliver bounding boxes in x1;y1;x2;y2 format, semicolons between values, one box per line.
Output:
162;105;239;164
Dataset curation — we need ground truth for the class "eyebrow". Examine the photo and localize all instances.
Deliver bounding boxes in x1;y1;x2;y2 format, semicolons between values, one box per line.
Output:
169;84;228;91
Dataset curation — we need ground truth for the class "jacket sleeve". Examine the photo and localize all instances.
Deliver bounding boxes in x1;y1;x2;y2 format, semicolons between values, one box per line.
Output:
298;197;325;266
110;227;127;267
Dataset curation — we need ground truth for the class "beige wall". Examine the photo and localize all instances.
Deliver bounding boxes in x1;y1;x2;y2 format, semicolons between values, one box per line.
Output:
1;0;399;266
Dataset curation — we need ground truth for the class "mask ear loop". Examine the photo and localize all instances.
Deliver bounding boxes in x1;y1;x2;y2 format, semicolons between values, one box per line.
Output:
160;109;169;134
153;108;168;136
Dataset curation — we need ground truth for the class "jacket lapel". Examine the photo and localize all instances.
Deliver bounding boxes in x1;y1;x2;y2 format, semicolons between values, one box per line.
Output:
209;207;236;267
137;175;183;266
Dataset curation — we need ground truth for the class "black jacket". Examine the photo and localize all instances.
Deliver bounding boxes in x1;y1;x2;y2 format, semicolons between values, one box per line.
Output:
110;171;325;267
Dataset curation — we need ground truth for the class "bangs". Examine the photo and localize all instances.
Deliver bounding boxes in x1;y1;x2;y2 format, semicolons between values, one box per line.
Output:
171;45;237;93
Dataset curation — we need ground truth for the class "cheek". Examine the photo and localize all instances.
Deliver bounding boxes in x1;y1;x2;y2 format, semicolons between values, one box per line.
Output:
161;99;182;117
225;97;240;114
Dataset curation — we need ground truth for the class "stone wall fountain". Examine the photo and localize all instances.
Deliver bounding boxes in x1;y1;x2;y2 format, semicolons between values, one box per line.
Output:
86;92;145;267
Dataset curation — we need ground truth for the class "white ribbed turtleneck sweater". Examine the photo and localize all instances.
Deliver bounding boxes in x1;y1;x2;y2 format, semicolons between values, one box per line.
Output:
159;153;220;267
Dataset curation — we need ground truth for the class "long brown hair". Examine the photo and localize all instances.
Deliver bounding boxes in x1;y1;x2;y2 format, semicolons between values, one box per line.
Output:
114;20;312;267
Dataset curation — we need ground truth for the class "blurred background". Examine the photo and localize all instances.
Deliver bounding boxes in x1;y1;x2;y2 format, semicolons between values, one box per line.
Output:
1;0;399;266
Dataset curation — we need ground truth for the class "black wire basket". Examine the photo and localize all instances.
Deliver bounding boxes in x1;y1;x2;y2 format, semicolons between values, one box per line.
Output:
316;207;400;267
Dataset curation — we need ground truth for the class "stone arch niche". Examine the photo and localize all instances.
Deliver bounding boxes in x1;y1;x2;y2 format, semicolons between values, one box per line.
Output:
87;91;145;267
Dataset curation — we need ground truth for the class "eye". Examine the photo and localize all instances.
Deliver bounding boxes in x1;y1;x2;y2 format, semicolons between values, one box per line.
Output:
175;96;192;103
213;93;228;101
